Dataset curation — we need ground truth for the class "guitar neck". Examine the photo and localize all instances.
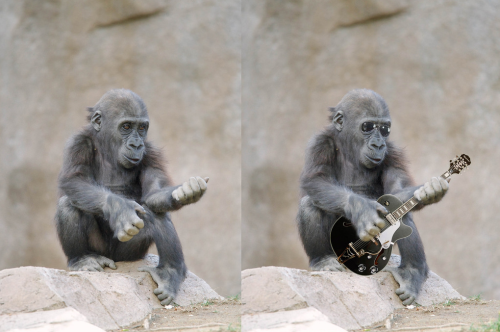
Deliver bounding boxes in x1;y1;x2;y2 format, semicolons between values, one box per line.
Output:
389;170;451;221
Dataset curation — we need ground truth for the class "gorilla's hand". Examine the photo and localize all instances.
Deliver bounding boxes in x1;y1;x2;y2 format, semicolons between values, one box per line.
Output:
104;195;146;242
345;195;388;241
172;176;208;205
414;177;449;205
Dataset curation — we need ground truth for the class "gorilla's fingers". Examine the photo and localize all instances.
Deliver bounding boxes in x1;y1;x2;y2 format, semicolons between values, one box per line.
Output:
161;297;174;306
375;218;386;229
395;288;404;295
105;260;117;270
182;181;194;200
414;188;423;201
175;187;186;203
403;296;415;306
196;176;208;192
189;177;202;199
431;177;442;194
134;202;146;215
376;203;388;215
423;181;435;199
157;292;170;301
358;230;372;242
124;223;139;236
399;292;411;301
132;216;144;229
367;225;380;236
117;230;133;242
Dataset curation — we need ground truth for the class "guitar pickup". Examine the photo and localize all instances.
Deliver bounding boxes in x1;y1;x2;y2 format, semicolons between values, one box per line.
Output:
385;213;397;225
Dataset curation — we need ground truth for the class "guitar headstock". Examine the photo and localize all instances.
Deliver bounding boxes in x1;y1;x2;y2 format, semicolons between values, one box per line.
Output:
449;154;471;175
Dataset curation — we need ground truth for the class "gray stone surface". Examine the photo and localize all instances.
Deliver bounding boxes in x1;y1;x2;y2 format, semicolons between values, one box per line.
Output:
0;0;241;298
0;307;105;332
0;255;223;330
242;256;465;330
242;0;500;301
243;307;346;332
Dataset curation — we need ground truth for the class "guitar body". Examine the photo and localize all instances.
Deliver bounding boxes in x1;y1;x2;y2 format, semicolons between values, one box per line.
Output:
330;194;413;275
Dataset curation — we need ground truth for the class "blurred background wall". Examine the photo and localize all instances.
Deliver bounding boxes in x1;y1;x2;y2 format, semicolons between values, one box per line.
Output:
242;0;500;300
0;0;241;297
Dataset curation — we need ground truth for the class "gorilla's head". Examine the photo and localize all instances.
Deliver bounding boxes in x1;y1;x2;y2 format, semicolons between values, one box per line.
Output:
89;89;149;169
330;89;391;169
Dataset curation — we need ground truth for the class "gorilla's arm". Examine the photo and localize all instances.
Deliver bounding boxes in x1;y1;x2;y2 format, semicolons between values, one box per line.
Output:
140;144;207;213
300;134;386;241
382;147;449;209
59;133;145;242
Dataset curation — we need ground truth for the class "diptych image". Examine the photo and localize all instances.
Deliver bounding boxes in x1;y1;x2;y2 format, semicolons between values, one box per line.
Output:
0;1;499;331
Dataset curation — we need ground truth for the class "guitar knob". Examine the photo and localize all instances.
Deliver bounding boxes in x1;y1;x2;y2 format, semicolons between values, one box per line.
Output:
358;264;366;272
384;201;390;206
370;266;378;274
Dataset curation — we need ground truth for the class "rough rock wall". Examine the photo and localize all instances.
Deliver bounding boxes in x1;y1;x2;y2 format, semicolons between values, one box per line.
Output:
242;0;500;300
0;0;241;296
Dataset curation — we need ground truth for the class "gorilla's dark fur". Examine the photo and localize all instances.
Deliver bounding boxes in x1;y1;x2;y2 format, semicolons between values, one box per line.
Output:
298;89;432;305
56;89;192;305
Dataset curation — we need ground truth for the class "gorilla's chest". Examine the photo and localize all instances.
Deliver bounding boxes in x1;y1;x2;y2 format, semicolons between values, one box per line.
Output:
96;165;142;200
339;169;384;199
345;183;383;199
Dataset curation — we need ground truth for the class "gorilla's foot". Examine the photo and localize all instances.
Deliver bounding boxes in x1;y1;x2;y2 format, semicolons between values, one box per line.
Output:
68;254;117;272
385;266;425;306
311;255;345;272
138;266;186;305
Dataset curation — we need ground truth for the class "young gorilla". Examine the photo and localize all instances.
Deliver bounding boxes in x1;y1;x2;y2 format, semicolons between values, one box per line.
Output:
55;89;208;305
297;89;449;305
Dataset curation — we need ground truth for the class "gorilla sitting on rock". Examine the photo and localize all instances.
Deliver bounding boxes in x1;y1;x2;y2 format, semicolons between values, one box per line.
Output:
55;89;208;305
297;89;449;305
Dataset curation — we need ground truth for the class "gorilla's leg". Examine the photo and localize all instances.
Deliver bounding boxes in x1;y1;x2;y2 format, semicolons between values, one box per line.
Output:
297;196;344;272
386;214;429;305
114;208;186;305
55;196;117;271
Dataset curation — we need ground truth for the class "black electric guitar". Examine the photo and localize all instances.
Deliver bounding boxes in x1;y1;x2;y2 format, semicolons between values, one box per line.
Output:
330;154;471;276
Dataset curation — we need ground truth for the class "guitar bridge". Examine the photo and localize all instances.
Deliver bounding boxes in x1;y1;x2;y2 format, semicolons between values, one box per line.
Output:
337;246;356;264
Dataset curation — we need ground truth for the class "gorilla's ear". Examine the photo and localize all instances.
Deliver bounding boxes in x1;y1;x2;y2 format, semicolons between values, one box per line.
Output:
332;110;344;132
91;110;102;132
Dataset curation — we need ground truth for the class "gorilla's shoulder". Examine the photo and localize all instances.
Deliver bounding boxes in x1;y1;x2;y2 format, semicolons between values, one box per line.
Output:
306;130;337;166
142;141;166;170
65;128;95;153
309;130;336;151
384;142;409;170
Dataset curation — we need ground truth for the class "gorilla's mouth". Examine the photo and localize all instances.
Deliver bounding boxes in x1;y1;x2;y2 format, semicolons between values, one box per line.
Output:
365;155;383;164
123;155;141;164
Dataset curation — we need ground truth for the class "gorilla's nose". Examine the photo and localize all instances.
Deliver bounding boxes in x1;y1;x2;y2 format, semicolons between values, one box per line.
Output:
128;138;144;150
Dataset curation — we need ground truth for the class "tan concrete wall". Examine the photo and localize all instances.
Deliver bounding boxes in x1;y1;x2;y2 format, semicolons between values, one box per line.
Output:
242;0;500;300
0;0;241;297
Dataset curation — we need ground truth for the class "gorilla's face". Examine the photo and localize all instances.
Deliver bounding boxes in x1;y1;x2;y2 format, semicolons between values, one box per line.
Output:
331;89;391;169
91;89;150;169
114;112;149;169
357;117;390;168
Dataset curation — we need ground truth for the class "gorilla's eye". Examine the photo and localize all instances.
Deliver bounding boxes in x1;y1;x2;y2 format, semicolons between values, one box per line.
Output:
361;122;391;137
122;123;131;130
139;125;146;131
